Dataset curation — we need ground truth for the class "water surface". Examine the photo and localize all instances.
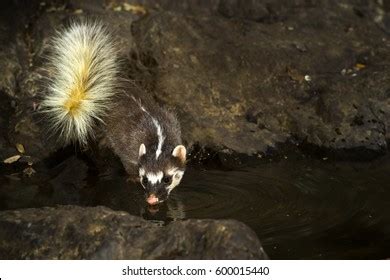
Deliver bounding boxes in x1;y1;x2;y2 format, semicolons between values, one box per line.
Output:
1;156;389;259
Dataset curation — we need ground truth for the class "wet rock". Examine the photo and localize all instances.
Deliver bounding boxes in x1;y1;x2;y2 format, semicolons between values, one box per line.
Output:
0;205;267;259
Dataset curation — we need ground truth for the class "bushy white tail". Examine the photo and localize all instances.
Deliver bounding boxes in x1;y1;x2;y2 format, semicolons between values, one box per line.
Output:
42;21;119;145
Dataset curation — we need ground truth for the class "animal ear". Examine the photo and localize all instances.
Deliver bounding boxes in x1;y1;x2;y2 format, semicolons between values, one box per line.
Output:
172;145;186;163
139;143;146;158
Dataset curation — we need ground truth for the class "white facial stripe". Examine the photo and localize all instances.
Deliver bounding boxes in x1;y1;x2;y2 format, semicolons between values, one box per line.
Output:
166;171;184;194
175;171;184;179
139;168;146;189
166;167;178;176
146;171;164;185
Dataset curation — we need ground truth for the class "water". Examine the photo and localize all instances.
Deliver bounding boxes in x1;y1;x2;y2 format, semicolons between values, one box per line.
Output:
1;155;390;259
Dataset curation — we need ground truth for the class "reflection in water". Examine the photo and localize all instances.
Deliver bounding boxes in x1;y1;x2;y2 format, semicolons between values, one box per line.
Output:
1;155;390;259
141;199;186;225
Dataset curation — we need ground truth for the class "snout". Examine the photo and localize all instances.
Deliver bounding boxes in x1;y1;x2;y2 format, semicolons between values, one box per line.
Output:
146;193;160;205
144;183;169;205
145;188;168;205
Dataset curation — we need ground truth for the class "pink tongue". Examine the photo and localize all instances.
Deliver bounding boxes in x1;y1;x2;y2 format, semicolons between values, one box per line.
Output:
146;194;159;205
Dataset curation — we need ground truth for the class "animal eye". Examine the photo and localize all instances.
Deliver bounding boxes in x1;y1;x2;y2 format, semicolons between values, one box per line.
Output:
163;176;172;184
142;177;148;185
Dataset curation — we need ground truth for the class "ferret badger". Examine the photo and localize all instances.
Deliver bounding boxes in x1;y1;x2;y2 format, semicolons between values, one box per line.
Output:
41;21;186;205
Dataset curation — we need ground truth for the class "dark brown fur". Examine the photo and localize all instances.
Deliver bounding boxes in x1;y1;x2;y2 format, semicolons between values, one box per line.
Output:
104;87;183;176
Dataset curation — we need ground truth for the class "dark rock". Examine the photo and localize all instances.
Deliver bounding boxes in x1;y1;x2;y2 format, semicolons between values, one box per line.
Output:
131;4;390;157
0;205;267;259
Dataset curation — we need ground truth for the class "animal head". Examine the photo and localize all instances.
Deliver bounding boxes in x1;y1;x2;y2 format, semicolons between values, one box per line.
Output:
138;143;186;205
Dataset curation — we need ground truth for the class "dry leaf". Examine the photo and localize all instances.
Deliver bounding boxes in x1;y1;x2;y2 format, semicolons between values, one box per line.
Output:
355;63;366;70
123;3;147;15
16;143;25;154
3;155;22;164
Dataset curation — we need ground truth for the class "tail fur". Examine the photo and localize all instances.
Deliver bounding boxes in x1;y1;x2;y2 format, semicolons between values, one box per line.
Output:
42;21;119;146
